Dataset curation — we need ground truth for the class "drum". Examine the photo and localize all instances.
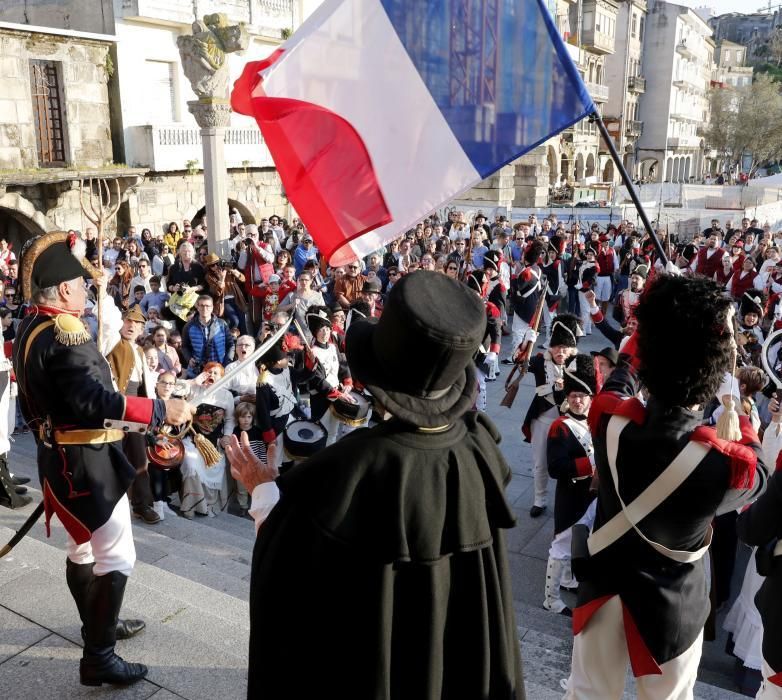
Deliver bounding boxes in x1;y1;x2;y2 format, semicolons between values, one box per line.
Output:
146;429;185;470
330;392;371;427
283;420;328;461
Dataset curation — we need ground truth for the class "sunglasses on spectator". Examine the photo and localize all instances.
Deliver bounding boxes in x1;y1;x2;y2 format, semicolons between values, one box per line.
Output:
389;271;399;277
347;265;359;270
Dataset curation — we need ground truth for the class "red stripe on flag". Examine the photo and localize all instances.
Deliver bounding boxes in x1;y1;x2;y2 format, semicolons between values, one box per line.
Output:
232;54;392;265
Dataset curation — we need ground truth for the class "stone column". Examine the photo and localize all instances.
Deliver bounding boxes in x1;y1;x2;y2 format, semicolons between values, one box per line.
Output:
177;14;248;258
189;100;233;257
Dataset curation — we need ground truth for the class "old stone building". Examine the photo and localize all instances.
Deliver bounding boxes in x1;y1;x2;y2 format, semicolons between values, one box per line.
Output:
0;17;144;249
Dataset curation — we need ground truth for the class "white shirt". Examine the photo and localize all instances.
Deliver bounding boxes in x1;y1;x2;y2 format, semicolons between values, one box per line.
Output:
224;359;260;399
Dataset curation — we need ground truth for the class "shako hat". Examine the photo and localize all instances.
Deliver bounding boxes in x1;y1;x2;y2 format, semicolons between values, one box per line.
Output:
741;291;765;318
563;354;597;396
306;306;332;334
549;313;581;348
345;271;484;428
21;231;99;300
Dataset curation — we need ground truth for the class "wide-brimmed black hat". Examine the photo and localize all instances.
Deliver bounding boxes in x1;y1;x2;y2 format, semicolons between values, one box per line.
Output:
591;346;619;367
345;271;484;427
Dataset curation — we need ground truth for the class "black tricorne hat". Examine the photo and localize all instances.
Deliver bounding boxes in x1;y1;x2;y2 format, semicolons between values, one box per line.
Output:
563;354;597;396
549;313;581;348
467;269;485;294
345;271;484;428
591;346;619;367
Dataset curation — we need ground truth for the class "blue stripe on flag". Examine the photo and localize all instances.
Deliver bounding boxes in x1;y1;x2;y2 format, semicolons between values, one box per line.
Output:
379;0;595;179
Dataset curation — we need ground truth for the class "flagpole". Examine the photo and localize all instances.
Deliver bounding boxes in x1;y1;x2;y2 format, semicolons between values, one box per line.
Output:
590;112;668;266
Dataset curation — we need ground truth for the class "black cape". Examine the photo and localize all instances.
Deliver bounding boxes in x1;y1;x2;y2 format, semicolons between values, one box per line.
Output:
248;412;524;699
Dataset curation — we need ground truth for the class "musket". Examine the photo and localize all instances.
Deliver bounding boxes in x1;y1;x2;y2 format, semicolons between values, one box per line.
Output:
500;277;548;408
0;502;44;558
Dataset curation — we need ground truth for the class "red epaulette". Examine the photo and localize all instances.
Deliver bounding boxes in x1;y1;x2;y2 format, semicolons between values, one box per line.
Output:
548;415;569;439
519;267;534;282
587;393;646;435
486;301;500;319
691;416;758;489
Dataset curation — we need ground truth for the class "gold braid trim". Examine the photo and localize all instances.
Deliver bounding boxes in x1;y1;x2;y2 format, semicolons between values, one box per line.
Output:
53;314;91;346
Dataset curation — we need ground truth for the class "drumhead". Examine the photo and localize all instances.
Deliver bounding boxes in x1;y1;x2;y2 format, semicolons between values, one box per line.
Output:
287;420;327;444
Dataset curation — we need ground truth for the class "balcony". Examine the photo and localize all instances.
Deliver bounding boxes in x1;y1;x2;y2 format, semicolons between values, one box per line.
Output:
676;42;696;60
119;0;296;35
625;120;643;137
667;136;701;149
125;124;274;172
627;75;646;93
582;29;616;55
586;82;610;102
670;111;698;123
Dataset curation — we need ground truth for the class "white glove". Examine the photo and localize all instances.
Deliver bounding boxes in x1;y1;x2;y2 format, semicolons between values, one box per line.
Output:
485;351;498;366
522;329;539;346
664;260;682;276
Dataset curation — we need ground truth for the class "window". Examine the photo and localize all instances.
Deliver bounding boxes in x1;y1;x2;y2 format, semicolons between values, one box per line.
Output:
631;14;637;37
29;59;67;166
723;49;731;62
639;16;645;41
145;60;177;123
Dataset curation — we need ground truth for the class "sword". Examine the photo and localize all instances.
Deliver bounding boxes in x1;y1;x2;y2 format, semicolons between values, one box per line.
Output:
194;316;292;406
0;502;44;558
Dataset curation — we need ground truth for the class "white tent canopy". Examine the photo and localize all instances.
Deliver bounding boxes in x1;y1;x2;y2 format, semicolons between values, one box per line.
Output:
748;172;782;187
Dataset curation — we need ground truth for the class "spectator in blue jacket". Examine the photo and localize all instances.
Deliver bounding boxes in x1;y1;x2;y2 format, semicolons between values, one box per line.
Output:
181;295;235;378
293;233;319;275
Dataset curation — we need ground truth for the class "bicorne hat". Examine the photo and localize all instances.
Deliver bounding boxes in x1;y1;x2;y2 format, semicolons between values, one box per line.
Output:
345;271;484;428
21;231;99;300
741;291;765;318
563;354;597;396
549;313;582;348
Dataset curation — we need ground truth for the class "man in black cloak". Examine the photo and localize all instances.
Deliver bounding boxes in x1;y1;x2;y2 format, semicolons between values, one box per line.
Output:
227;270;524;699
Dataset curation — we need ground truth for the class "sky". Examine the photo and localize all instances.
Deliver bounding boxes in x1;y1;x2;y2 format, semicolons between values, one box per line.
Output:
676;0;780;16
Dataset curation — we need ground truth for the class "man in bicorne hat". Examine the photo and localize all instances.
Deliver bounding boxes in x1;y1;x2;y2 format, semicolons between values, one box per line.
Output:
13;231;192;687
226;271;524;699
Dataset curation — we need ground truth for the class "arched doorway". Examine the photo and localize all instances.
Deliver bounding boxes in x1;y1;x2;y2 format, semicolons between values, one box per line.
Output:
547;146;558;185
602;160;614;182
191;199;258;229
0;191;53;254
575;153;585;182
585;153;596;178
684;157;691;181
560;153;570;182
665;158;673;182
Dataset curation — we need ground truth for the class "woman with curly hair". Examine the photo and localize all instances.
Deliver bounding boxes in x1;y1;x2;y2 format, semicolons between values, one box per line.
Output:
564;273;770;700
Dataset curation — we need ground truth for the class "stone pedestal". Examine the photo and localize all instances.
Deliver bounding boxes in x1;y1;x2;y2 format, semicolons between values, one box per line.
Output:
456;164;516;210
513;147;549;209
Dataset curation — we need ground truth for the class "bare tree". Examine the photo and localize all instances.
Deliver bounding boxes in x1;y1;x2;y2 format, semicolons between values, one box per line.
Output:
705;74;782;177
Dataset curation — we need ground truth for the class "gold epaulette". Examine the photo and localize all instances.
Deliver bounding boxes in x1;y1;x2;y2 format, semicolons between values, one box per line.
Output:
53;314;91;346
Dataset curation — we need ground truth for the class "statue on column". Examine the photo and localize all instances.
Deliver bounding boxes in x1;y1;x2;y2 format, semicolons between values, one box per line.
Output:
177;13;249;127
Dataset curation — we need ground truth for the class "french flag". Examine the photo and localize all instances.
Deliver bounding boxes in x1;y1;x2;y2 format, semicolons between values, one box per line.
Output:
232;0;594;266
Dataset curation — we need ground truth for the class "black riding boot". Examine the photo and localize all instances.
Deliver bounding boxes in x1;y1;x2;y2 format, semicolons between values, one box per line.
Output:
0;454;31;509
66;559;146;641
79;571;148;686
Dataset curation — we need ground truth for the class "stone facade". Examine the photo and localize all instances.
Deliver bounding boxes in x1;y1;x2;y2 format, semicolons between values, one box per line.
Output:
121;168;289;236
0;28;113;172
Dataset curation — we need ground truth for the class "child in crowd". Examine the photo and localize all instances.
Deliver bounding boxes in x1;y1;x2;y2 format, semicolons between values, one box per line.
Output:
231;402;267;516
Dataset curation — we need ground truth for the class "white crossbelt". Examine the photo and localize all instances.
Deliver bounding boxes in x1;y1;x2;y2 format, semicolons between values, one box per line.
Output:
588;415;713;563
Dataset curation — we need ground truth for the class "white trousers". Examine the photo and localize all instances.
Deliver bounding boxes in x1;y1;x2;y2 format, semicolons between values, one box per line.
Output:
65;494;136;577
757;659;782;699
531;406;558;508
577;291;593;334
564;595;703;700
595;275;613;302
542;304;555;339
508;315;530;360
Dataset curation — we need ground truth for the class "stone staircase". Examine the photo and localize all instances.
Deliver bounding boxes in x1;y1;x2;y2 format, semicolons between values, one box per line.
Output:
0;432;750;699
